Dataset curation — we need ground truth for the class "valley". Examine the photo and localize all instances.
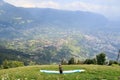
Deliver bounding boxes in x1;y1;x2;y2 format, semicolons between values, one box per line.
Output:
0;0;120;64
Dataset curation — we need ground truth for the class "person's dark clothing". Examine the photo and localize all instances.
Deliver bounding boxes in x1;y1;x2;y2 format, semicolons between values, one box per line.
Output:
59;65;63;74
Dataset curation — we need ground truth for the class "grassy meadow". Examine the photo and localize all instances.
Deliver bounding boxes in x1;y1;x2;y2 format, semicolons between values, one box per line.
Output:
0;65;120;80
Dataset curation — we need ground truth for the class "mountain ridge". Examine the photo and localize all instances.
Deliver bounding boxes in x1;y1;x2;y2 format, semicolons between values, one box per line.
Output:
0;0;108;39
0;0;119;64
0;0;108;28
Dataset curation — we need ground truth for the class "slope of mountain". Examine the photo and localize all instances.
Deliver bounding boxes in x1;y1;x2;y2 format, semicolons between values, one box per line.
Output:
0;0;119;64
0;0;108;28
0;0;108;38
0;46;30;65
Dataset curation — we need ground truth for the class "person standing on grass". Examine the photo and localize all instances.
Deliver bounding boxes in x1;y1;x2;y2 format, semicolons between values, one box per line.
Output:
59;64;63;74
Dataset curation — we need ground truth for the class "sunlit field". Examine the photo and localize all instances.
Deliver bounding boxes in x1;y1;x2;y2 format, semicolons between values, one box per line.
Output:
0;65;120;80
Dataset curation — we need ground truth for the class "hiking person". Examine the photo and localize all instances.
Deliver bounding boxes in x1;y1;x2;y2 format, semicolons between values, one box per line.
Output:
59;64;63;74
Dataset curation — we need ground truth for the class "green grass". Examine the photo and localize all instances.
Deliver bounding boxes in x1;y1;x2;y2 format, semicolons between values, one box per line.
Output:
0;65;120;80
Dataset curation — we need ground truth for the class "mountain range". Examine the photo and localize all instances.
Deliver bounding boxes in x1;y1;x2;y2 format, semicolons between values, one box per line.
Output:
0;0;108;37
0;0;120;64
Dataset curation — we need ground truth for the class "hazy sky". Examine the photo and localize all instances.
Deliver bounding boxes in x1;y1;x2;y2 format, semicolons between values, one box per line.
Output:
4;0;120;20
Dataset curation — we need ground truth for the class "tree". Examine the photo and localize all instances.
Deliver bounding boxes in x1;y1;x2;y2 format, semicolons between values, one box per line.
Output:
68;57;76;64
116;49;120;62
84;58;96;64
77;60;82;64
96;53;106;65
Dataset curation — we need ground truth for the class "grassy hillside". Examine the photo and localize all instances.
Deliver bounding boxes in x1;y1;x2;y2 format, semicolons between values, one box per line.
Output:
0;65;120;80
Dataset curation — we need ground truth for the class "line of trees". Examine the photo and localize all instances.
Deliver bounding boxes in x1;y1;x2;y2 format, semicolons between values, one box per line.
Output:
61;53;120;66
1;53;119;69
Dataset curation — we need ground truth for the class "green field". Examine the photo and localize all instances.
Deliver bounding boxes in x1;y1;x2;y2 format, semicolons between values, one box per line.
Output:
0;65;120;80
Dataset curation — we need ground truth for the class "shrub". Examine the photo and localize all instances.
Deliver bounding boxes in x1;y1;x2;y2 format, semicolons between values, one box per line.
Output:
84;58;96;64
2;60;24;69
113;61;118;64
77;60;84;64
2;59;9;69
108;60;119;66
108;60;113;66
61;59;67;65
68;57;76;64
96;53;106;65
